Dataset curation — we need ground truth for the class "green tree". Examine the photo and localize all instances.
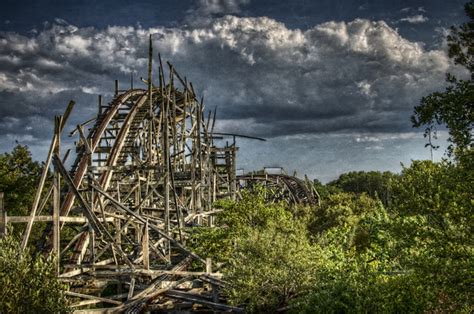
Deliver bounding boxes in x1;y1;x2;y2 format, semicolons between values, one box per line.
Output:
0;233;69;313
411;1;473;158
327;171;396;206
0;144;43;217
0;144;50;241
190;188;318;312
387;160;473;312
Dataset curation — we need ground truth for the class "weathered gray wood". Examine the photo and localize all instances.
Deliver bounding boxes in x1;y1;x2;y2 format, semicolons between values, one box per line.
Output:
14;52;259;311
22;101;75;251
66;291;123;306
53;116;61;272
142;219;149;270
7;216;114;223
91;184;205;264
127;278;136;300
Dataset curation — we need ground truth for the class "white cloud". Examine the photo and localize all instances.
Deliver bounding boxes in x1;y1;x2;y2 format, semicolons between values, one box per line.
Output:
398;15;429;24
0;15;455;143
196;0;250;15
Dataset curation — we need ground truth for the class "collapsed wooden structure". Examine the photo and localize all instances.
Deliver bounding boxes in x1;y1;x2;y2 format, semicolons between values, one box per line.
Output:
1;37;319;312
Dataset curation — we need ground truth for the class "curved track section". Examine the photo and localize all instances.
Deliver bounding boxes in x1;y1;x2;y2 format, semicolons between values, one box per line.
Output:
237;174;319;206
24;54;315;311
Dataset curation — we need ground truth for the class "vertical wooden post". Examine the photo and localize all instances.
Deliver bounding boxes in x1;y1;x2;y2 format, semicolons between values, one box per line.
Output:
147;34;154;164
205;258;212;292
230;146;237;200
89;226;95;267
127;278;136;300
142;219;149;270
115;218;122;244
115;80;119;96
0;192;6;236
206;258;212;274
196;99;203;213
164;68;171;237
53;116;61;274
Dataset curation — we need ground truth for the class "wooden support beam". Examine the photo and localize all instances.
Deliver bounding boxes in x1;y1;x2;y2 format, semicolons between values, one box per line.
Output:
22;101;75;251
53;116;62;273
127;278;136;300
65;291;123;306
7;216;114;223
52;154;102;236
91;184;205;264
0;192;6;236
142;219;149;270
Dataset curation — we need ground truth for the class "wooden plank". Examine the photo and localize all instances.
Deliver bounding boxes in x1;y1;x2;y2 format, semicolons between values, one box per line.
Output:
91;184;205;264
127;278;135;300
0;192;5;236
142;219;149;270
53;116;61;271
21;102;75;251
7;216;114;223
65;291;123;306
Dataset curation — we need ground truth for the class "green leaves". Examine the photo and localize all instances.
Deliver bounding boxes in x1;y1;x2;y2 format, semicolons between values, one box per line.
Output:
412;0;473;160
0;234;69;313
191;159;473;313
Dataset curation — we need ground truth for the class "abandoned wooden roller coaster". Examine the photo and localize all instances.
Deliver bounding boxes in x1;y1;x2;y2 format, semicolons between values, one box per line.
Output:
8;36;319;313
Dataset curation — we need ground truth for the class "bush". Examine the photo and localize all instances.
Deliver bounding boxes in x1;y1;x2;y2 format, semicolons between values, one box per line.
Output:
0;233;68;313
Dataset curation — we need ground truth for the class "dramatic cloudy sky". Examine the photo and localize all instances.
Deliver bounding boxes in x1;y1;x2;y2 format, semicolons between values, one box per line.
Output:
0;0;469;182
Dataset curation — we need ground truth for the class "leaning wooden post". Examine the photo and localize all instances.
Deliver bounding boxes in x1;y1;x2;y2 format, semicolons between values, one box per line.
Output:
53;116;62;274
21;101;74;251
0;192;6;236
89;225;95;269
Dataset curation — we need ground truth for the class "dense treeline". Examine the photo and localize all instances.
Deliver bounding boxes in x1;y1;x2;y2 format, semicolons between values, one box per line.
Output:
190;158;473;312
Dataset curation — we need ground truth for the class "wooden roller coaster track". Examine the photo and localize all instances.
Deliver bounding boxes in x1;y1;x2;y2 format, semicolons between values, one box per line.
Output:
4;36;319;312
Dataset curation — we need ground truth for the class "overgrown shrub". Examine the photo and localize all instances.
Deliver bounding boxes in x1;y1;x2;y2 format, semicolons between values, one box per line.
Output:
0;233;68;313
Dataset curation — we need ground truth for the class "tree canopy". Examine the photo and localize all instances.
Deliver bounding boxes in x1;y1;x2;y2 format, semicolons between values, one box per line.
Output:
412;1;473;158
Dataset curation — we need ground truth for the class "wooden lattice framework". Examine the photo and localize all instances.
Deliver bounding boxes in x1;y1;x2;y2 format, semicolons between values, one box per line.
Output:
0;36;319;312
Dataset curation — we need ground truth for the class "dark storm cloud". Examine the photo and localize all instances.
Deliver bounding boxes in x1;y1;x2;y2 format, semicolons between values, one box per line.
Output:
0;13;460;146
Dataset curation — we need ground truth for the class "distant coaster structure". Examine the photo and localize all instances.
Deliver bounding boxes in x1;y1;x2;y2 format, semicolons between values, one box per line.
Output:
7;37;319;312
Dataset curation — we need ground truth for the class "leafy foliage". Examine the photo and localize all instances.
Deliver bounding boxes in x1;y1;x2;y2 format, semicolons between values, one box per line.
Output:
327;171;396;206
190;188;319;311
412;77;473;157
191;160;473;313
447;1;474;75
0;144;50;242
0;233;69;313
0;144;43;217
388;160;473;311
412;1;473;158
